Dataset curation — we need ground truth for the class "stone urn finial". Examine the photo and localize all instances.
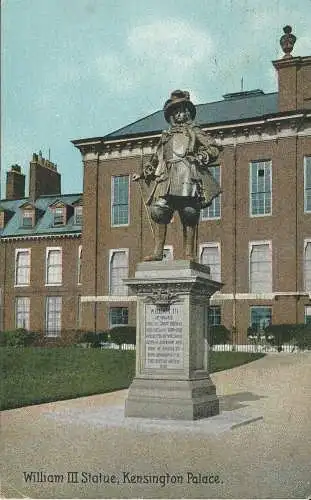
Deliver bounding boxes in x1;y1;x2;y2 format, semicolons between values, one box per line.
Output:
280;25;297;58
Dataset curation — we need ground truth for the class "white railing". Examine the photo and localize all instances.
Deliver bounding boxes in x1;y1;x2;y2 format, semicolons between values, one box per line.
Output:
101;343;308;353
211;343;299;353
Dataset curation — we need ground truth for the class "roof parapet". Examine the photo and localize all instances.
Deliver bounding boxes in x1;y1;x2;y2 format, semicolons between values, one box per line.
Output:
223;90;265;100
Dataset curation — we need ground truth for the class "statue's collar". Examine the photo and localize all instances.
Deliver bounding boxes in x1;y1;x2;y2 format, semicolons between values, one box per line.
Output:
166;123;193;134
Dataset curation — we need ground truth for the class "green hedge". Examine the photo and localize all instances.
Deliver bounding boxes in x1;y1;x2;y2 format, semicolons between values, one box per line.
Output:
108;326;136;346
79;331;109;348
247;323;311;351
208;325;231;346
0;329;39;347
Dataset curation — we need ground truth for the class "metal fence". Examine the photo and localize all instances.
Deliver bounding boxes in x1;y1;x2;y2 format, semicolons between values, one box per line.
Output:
102;341;306;353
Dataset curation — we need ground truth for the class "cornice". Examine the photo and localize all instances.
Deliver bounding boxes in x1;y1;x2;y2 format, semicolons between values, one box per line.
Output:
0;232;81;242
272;55;311;69
79;112;311;161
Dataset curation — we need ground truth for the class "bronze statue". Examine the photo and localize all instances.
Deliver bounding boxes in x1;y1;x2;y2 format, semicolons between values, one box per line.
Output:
133;90;221;261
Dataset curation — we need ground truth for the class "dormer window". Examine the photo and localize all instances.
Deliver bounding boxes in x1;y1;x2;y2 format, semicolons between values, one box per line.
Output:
0;210;4;229
53;207;65;226
22;209;34;228
74;206;83;225
19;202;42;229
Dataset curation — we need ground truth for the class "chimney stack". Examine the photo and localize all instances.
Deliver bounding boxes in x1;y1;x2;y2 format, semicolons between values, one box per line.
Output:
29;151;61;200
273;26;311;112
6;165;26;200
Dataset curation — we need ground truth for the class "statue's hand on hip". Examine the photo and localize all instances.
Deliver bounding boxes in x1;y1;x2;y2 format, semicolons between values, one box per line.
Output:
132;173;142;182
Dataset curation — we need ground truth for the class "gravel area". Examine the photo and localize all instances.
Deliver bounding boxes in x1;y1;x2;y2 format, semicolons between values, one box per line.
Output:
1;352;311;498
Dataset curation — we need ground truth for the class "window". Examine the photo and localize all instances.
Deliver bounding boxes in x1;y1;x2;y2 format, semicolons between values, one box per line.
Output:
201;165;221;220
77;245;82;285
53;207;65;226
109;307;128;327
304;306;311;324
0;211;4;229
15;297;30;329
46;248;62;285
15;249;31;286
74;206;83;225
109;250;128;295
22;210;34;228
250;160;272;216
250;306;272;332
249;242;272;293
77;296;82;327
304;241;311;292
208;306;221;326
111;175;129;226
163;246;174;262
200;244;221;281
45;296;62;337
304;156;311;212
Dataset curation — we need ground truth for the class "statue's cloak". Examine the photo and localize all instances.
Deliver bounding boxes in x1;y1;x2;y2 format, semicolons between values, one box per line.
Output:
143;123;221;208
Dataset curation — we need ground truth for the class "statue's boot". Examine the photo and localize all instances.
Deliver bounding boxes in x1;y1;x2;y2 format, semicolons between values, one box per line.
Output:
183;225;196;260
144;224;167;261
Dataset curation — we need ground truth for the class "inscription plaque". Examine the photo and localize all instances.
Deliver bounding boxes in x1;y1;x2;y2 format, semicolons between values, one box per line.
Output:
144;303;183;369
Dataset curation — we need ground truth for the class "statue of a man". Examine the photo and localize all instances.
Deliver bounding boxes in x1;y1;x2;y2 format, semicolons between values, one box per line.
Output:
133;90;221;261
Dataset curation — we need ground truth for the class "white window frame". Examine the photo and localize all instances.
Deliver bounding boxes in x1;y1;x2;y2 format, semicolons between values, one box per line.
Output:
303;239;311;292
199;242;221;282
22;209;34;228
77;245;82;285
163;245;174;262
201;165;221;220
15;297;30;330
77;295;82;327
15;248;31;287
74;206;83;225
108;248;129;296
45;296;62;337
249;240;272;293
304;156;311;213
249;160;272;217
0;211;4;229
304;305;311;324
111;175;130;227
45;247;62;286
53;206;66;226
249;306;272;330
109;306;129;328
208;305;221;326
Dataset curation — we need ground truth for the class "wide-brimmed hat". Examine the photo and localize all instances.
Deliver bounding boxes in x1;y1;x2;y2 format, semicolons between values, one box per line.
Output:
163;90;196;123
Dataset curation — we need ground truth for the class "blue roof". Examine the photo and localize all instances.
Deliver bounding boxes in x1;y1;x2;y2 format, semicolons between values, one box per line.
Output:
104;91;278;140
0;193;82;238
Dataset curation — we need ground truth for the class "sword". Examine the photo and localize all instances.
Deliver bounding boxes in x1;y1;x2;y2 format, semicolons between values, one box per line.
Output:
134;149;155;240
137;177;155;240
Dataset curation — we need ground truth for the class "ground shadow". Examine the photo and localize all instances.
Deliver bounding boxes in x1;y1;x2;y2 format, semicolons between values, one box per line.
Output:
218;391;266;411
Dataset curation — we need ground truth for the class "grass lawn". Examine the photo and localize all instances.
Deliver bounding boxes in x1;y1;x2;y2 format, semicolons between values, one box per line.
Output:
0;347;264;411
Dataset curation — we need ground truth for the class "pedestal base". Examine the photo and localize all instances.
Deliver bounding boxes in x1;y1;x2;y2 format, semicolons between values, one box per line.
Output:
125;374;219;420
124;260;222;421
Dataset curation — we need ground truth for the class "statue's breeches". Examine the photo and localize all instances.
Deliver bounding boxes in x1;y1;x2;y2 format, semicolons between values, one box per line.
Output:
150;196;200;226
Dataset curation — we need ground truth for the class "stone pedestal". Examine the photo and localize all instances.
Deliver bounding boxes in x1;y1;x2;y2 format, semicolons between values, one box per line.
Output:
124;260;222;420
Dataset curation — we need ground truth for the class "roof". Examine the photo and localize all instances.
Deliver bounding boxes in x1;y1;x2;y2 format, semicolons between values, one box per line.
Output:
103;90;278;140
0;193;83;238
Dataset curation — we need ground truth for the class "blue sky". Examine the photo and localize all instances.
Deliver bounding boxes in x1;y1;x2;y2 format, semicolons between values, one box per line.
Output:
1;0;311;198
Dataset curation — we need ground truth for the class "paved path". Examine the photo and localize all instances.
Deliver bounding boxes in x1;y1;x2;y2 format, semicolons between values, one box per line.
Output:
1;352;311;498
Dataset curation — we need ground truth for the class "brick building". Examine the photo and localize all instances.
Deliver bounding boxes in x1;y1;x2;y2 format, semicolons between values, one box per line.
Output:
73;32;311;340
0;152;82;337
1;28;311;341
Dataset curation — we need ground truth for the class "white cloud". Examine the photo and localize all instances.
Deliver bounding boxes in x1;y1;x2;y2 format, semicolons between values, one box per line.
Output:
296;35;311;57
95;53;136;92
128;20;212;69
94;19;213;96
